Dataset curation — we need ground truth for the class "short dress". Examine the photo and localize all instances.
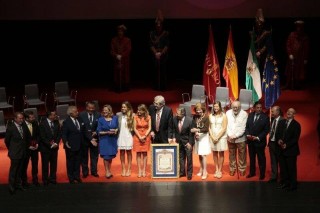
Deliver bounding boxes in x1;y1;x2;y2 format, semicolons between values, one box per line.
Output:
117;115;133;150
97;115;118;160
193;115;211;156
133;115;151;152
209;113;228;152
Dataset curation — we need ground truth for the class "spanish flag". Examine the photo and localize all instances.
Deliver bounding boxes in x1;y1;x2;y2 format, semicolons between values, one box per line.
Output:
223;27;239;101
203;24;221;103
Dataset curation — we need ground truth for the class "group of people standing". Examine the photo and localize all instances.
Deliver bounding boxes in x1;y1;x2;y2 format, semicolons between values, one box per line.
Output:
163;99;301;192
4;95;301;195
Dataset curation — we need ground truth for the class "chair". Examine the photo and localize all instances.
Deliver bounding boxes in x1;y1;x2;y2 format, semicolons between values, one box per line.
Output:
56;104;69;124
208;87;231;111
53;81;77;106
239;89;253;111
23;84;47;112
182;84;206;107
0;110;7;135
0;87;15;114
23;107;39;122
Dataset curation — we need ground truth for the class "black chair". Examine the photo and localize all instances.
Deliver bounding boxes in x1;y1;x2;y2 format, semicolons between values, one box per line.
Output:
0;87;15;114
54;81;77;106
23;84;47;112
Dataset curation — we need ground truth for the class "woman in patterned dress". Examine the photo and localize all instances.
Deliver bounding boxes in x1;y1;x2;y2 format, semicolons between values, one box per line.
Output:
191;103;211;180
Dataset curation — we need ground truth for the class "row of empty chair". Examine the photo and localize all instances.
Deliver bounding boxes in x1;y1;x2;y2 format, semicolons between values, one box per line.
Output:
0;81;77;115
180;84;254;116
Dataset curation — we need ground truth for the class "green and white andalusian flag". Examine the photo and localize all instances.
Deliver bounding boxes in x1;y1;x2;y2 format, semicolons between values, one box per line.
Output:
246;34;262;104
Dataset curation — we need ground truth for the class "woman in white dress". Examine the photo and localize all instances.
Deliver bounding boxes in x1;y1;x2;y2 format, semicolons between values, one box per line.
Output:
191;103;211;180
117;101;134;176
209;101;228;179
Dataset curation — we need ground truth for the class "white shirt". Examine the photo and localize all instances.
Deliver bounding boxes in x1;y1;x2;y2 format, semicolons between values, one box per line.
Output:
226;109;248;143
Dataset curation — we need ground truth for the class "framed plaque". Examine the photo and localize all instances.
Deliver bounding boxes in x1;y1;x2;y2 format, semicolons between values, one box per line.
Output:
151;143;179;178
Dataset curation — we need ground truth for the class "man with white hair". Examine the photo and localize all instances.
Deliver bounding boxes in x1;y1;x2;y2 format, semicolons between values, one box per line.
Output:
149;95;173;143
226;101;248;177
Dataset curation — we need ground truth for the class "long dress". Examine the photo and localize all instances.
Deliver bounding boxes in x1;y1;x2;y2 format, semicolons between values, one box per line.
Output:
209;113;228;152
117;115;133;150
133;115;151;152
97;116;118;160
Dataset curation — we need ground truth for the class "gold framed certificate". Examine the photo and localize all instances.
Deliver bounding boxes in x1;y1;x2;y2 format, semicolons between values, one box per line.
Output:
151;143;179;178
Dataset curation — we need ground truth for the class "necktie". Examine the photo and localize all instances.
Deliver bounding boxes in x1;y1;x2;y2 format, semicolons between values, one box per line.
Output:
156;111;160;132
178;120;183;133
50;121;54;133
254;114;259;123
89;114;93;125
75;119;80;130
27;123;33;136
270;119;276;139
18;125;23;138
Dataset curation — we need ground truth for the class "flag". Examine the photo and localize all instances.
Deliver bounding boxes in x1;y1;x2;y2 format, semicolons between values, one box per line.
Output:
246;32;262;104
203;24;220;103
262;35;281;109
223;27;238;101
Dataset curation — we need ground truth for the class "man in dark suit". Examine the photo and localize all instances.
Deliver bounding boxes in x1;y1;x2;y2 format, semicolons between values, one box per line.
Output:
168;107;194;180
149;95;173;143
275;108;301;191
5;112;30;194
79;101;100;178
21;110;40;187
39;110;61;185
245;102;270;180
267;105;284;183
62;105;87;184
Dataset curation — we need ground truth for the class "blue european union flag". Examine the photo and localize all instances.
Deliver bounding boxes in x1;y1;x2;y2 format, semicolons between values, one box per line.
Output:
262;40;281;109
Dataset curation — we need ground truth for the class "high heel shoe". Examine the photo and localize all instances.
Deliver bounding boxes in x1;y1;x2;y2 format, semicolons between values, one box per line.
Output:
216;172;222;179
121;170;126;177
196;170;203;176
138;171;142;178
201;172;208;180
142;171;146;177
126;170;131;177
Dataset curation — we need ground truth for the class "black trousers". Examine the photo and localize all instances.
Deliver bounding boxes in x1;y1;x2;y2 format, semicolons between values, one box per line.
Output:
8;158;24;189
179;144;193;177
247;143;266;177
65;149;81;181
41;149;58;183
268;140;280;180
21;149;39;184
279;154;298;188
81;141;99;175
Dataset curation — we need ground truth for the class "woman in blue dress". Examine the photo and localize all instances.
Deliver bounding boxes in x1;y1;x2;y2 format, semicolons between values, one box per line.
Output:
97;104;118;178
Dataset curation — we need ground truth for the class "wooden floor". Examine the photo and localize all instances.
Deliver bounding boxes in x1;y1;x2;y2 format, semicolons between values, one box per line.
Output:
1;181;320;213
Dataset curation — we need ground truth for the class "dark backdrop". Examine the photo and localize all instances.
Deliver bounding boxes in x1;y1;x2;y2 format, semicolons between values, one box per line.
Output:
0;18;318;90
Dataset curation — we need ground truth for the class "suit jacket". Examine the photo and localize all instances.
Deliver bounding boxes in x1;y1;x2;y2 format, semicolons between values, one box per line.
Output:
62;116;87;152
275;119;301;156
39;119;62;153
149;105;173;143
245;112;270;147
24;121;40;147
79;111;100;143
5;122;30;159
168;115;194;146
116;111;134;134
